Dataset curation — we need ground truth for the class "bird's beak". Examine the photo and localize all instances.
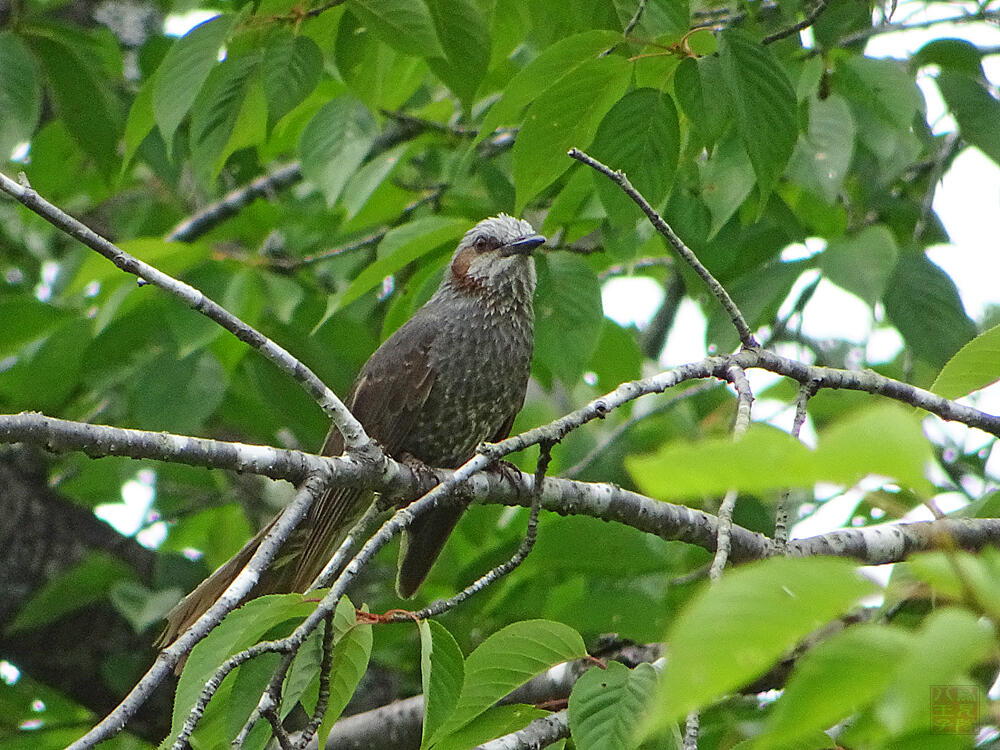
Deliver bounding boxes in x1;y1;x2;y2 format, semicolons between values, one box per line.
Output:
500;234;546;256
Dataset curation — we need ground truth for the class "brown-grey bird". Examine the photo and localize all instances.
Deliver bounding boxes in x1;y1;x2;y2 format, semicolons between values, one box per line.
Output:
158;214;544;646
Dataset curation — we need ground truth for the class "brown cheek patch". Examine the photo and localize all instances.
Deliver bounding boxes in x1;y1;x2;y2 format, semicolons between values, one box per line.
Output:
450;246;486;293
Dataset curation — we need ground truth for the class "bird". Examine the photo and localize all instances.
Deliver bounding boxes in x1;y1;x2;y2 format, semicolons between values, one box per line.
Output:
157;214;544;647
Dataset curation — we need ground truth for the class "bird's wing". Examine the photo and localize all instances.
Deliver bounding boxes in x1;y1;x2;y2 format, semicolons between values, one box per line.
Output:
287;318;438;591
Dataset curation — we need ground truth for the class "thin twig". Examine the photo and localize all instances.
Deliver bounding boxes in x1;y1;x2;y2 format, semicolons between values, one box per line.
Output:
394;440;556;622
65;473;331;750
0;171;373;454
775;382;817;549
762;0;829;44
683;710;700;749
709;364;754;581
623;0;649;36
568;148;758;349
295;613;336;749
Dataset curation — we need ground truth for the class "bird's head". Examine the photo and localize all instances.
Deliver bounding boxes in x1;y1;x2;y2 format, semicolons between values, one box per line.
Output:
447;214;545;299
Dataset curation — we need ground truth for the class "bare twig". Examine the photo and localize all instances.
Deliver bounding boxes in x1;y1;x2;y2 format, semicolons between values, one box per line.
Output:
0;172;374;454
709;365;754;581
838;8;999;47
683;711;700;750
775;382;817;549
568;148;758;349
762;0;829;44
65;473;331;750
393;440;556;623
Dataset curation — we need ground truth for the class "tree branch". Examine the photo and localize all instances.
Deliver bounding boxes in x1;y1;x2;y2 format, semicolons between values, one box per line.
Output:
0;171;375;456
568;148;758;349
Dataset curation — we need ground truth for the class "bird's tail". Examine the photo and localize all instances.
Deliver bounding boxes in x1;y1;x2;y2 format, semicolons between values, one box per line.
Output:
396;504;465;598
155;517;275;649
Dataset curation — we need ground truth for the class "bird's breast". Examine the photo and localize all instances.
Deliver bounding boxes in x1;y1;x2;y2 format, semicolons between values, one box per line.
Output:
401;299;533;467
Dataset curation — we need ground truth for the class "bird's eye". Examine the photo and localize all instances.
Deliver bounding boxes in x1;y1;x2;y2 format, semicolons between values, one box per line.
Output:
475;237;500;253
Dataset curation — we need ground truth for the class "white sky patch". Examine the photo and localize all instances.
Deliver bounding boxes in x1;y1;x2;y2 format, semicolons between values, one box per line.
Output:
0;660;20;685
163;9;219;37
660;297;708;366
797;279;874;344
95;469;160;544
601;276;664;329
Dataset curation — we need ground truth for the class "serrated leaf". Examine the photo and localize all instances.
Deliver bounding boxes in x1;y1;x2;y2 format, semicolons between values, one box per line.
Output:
590;88;679;228
426;0;489;106
627;404;934;499
759;625;913;748
936;71;1000;166
170;594;317;746
931;322;1000;400
788;93;855;204
7;552;135;633
883;252;976;368
262;30;323;128
26;31;121;175
421;620;465;748
478;30;621;142
820;224;897;306
513;55;631;211
674;55;730;148
337;216;469;311
0;32;42;159
533;253;604;385
346;0;444;58
153;14;235;148
719;30;797;199
434;620;586;739
647;557;876;730
298;96;377;206
568;662;658;750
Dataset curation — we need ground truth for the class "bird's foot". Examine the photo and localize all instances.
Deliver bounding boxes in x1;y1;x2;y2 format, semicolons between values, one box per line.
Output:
398;452;440;500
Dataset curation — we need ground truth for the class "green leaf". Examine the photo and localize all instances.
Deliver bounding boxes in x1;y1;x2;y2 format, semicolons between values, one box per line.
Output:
513;55;631;211
435;620;586;738
478;29;622;142
907;549;1000;621
932;322;1000;399
0;294;66;359
700;131;756;239
0;317;91;412
788;93;855;204
317;596;374;745
153;14;236;148
533;253;604;385
674;55;730;148
914;39;984;78
108;580;183;633
568;662;658;750
588;319;643;392
719;30;797;199
122;78;156;171
262;30;323;128
433;704;552;750
282;625;325;718
426;0;490;107
337;216;469;310
298;96;378;206
820;224;898;306
627;404;934;499
590;89;679;228
883;252;976;368
189;54;264;179
26;31;121;175
647;557;876;729
129;350;228;434
421;620;465;748
936;71;1000;166
876;608;993;736
7;552;135;633
760;624;913;748
0;32;42;159
341;143;409;220
171;594;316;746
346;0;444;58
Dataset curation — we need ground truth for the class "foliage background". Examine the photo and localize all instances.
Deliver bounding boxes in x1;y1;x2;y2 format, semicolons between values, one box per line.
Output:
2;0;1000;747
